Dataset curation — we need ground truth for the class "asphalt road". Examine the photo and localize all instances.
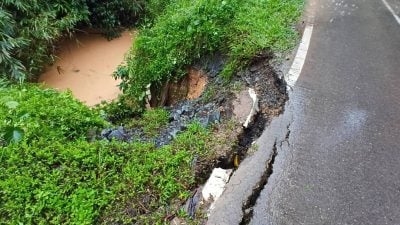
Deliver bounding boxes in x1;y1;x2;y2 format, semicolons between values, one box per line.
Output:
251;0;400;224
207;0;400;224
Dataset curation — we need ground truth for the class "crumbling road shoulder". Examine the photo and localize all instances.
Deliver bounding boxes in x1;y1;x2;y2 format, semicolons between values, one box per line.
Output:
206;110;293;225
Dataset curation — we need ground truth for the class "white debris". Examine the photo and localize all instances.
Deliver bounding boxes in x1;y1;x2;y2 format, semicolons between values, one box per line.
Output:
202;168;233;202
243;88;259;128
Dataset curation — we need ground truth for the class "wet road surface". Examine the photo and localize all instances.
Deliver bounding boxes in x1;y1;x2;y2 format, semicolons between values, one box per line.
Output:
208;0;400;224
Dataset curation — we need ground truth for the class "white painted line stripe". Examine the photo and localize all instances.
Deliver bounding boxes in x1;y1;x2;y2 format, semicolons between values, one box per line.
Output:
381;0;400;25
285;24;314;87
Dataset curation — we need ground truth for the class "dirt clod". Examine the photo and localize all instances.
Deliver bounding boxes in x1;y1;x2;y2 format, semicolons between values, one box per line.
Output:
187;68;208;100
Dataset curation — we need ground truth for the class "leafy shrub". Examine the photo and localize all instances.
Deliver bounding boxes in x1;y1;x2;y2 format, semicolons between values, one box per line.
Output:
0;85;105;145
96;94;144;124
0;140;125;225
100;122;209;224
117;0;303;100
0;84;211;223
0;123;210;224
141;0;174;21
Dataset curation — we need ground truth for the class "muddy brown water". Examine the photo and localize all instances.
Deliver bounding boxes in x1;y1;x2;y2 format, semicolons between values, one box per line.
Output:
39;31;134;106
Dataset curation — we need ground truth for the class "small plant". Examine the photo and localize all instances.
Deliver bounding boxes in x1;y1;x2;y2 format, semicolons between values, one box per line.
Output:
126;108;170;137
141;108;170;136
96;95;144;123
202;83;218;103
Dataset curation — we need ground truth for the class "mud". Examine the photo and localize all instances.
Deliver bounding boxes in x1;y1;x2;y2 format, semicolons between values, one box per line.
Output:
187;68;208;100
39;31;134;106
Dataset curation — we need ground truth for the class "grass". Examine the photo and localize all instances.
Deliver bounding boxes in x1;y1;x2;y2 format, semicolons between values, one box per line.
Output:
221;0;303;78
127;108;170;137
116;0;304;102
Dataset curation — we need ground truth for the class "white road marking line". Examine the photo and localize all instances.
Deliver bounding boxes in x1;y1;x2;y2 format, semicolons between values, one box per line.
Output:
381;0;400;25
285;24;314;87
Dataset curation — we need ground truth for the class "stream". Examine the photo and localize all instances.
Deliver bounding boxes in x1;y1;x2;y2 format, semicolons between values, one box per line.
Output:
39;31;134;106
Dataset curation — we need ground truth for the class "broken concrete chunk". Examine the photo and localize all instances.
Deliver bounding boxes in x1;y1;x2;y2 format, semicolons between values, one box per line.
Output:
233;88;259;128
202;168;233;202
244;88;259;128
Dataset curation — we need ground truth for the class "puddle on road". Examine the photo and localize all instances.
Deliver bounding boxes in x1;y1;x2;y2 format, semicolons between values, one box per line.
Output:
39;31;134;106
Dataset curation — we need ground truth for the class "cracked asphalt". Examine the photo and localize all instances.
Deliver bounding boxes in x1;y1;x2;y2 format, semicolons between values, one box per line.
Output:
207;0;400;224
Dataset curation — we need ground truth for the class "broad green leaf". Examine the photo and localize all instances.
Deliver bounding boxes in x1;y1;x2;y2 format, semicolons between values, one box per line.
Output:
4;126;24;144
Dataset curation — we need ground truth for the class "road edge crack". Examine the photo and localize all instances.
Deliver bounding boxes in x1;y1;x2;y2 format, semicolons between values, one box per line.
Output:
239;140;278;225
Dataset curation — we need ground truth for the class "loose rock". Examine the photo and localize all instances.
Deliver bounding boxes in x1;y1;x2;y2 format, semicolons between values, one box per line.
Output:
202;168;233;202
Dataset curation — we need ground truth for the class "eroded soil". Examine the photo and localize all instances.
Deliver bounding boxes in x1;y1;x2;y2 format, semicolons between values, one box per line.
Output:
99;52;289;223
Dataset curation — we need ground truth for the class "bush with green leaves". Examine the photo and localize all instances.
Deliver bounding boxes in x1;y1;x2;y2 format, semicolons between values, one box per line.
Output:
0;84;211;224
116;0;303;100
101;123;210;224
141;0;174;22
0;85;105;145
0;124;210;224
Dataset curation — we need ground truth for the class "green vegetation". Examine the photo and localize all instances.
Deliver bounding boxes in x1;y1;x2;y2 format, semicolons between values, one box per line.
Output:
0;85;105;145
116;0;303;101
0;0;86;81
0;85;211;224
221;0;303;78
86;0;143;38
127;108;170;136
100;123;211;224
